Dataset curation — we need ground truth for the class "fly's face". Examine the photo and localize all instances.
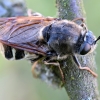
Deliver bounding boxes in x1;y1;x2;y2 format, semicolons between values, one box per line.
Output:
79;31;97;55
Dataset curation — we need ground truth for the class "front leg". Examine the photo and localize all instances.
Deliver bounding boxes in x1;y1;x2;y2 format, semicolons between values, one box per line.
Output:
72;55;97;77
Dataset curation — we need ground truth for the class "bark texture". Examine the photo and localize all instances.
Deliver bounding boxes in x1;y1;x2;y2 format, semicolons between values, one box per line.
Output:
0;0;99;99
56;0;100;100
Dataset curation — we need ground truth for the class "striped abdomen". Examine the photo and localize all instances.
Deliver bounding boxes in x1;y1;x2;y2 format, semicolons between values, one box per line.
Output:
0;43;39;61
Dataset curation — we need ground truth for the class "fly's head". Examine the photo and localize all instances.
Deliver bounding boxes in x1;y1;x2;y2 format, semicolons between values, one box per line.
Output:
78;20;100;55
78;30;97;55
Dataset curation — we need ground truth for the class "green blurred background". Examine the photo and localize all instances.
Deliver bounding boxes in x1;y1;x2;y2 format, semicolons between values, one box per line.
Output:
0;0;100;100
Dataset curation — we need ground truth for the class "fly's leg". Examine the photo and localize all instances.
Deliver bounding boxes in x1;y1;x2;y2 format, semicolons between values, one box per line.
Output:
31;55;43;77
27;9;43;17
72;18;85;23
72;55;98;77
72;18;88;33
44;61;65;83
31;61;39;77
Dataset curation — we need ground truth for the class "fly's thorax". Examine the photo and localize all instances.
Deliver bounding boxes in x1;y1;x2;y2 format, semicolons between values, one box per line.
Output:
41;20;83;56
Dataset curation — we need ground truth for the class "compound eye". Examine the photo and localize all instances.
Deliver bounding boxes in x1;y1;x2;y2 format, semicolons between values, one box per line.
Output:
80;43;91;55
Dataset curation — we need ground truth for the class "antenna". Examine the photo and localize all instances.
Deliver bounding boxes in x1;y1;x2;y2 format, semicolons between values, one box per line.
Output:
94;36;100;44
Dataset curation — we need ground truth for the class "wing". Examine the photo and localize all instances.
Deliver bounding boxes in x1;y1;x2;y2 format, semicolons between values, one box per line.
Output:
0;16;56;55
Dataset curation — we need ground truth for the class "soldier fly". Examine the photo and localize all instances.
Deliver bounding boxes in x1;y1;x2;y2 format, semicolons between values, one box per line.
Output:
0;15;99;81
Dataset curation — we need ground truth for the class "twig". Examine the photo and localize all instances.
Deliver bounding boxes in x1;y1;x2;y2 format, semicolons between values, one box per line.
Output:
56;0;100;99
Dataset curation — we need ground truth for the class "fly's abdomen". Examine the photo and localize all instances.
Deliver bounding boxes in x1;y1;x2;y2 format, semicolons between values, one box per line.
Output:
3;45;13;59
0;43;25;60
0;43;39;61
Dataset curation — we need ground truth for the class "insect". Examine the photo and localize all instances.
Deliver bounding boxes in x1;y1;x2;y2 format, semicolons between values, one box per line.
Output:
0;15;99;81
